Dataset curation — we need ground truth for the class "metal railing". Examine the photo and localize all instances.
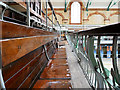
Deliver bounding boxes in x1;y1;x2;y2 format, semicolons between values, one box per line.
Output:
0;1;61;32
66;23;120;89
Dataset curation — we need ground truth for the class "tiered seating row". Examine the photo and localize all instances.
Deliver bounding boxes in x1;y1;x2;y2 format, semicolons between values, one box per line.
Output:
1;20;58;88
33;48;72;89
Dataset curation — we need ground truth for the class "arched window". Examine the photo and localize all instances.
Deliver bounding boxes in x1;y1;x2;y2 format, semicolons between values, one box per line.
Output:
71;2;81;23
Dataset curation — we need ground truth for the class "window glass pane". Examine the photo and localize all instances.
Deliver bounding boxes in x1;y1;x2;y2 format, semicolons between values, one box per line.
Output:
71;2;81;23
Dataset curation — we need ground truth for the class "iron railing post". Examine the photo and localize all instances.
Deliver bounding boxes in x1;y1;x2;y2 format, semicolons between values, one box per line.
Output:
112;36;120;85
97;36;108;79
0;49;6;89
43;45;50;61
26;0;30;27
46;0;48;31
52;10;53;31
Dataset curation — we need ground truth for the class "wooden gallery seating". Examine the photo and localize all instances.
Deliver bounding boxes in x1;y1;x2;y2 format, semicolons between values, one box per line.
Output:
33;48;72;89
0;20;58;88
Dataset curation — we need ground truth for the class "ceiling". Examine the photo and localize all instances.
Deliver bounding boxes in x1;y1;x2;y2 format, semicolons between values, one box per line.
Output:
50;0;120;9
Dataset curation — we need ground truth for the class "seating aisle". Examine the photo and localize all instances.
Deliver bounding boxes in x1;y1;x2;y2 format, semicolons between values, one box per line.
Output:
33;41;72;89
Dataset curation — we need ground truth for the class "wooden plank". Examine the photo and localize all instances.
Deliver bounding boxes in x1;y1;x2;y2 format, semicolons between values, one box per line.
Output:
1;35;57;67
1;20;56;39
2;46;43;81
33;80;72;88
40;65;71;79
49;59;68;66
55;51;66;55
5;53;47;88
12;0;27;10
56;48;66;51
18;56;48;88
52;54;67;58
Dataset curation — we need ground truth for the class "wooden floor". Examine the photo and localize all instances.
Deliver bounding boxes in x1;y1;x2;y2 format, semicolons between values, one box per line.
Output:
33;47;72;89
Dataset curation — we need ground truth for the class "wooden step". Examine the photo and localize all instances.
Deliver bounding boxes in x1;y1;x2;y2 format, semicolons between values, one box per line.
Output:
33;47;72;88
33;80;72;89
56;48;66;51
40;65;71;79
49;59;68;66
52;54;67;59
55;51;66;55
52;48;67;59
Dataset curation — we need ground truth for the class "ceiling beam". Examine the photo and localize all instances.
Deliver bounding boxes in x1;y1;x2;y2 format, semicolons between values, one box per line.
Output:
110;0;120;8
107;0;114;11
64;0;71;12
86;0;91;11
64;0;67;12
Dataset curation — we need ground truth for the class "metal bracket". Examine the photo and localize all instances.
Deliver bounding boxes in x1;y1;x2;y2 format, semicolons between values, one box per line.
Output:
0;49;6;89
43;45;50;61
46;0;48;31
0;2;27;20
0;2;8;20
52;40;56;49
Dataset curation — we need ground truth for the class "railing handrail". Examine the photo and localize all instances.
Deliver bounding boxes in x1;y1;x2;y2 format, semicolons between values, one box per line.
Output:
41;10;56;26
74;23;120;36
48;0;61;28
66;23;120;89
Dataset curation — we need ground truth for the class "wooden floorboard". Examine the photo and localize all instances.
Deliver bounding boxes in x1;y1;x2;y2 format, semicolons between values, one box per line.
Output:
52;54;67;59
49;59;68;66
33;80;72;89
40;65;71;79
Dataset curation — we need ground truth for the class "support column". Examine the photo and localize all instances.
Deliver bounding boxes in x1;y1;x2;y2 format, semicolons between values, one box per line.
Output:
46;0;48;31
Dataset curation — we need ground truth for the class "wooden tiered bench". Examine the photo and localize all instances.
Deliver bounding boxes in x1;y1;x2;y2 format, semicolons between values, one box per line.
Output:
0;20;58;88
0;20;72;89
33;47;72;89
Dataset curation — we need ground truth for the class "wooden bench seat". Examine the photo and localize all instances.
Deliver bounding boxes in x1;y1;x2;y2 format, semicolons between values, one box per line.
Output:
49;59;68;66
40;65;71;79
33;80;72;89
52;54;67;59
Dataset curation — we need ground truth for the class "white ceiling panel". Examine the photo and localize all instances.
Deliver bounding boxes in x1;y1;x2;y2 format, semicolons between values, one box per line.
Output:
49;0;120;9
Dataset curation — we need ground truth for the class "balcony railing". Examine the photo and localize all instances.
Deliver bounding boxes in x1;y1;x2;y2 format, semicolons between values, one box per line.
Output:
66;23;120;89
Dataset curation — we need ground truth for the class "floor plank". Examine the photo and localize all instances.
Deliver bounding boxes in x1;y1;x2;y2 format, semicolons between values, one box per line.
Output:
33;80;72;89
